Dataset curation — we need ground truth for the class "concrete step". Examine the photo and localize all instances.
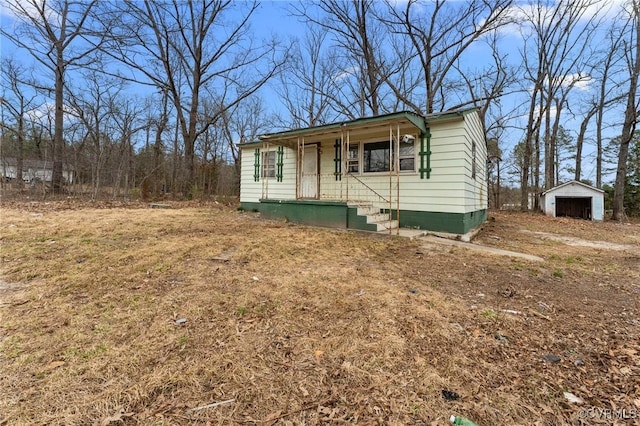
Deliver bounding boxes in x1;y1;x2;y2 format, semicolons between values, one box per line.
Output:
374;220;399;232
366;212;390;224
355;205;379;216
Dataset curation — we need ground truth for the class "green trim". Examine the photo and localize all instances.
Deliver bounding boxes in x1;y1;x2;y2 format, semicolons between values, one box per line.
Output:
276;146;284;182
333;139;342;181
424;107;477;124
463;209;487;232
399;209;487;234
346;208;378;231
239;202;261;212
259;111;428;141
260;199;346;206
253;149;260;182
242;199;486;234
418;129;432;179
237;108;477;148
239;140;266;148
258;199;348;228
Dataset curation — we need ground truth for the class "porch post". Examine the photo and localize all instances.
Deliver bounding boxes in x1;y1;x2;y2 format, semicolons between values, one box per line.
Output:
296;137;301;199
301;137;305;198
389;126;392;234
396;124;400;235
344;130;350;202
262;141;269;199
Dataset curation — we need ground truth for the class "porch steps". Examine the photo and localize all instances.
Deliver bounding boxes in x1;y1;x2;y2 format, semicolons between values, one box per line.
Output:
350;203;398;232
373;219;399;232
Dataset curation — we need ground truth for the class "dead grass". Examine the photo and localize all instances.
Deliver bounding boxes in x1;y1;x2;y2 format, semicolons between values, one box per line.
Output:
1;203;639;425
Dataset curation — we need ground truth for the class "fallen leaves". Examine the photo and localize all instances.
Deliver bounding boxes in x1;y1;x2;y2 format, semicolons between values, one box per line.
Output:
0;204;638;425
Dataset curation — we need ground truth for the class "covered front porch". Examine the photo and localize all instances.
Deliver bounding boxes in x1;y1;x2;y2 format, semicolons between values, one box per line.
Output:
250;112;431;233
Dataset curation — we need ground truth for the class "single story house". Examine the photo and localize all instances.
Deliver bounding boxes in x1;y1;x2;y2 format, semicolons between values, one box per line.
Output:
239;108;487;235
0;157;75;185
540;180;604;221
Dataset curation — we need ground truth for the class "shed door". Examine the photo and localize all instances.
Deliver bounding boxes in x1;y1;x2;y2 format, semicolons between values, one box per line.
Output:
556;197;591;220
300;145;319;199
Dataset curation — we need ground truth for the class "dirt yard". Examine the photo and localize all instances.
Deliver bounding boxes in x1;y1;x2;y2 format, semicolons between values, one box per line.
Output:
0;201;638;425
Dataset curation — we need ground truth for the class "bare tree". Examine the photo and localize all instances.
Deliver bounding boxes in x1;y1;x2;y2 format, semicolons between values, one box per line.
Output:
593;28;628;188
1;0;108;192
613;0;640;220
382;0;513;115
66;72;124;198
219;97;275;178
277;27;341;128
573;41;625;186
0;60;41;189
292;0;390;118
109;98;145;199
104;0;287;196
143;91;171;198
518;0;603;209
453;32;518;140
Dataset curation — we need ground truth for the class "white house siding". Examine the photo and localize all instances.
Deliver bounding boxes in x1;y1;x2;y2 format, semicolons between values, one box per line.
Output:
461;111;488;213
311;118;475;215
1;161;74;184
239;146;296;203
240;110;486;218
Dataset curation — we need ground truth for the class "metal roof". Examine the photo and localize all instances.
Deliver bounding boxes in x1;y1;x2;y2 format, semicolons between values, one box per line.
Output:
541;180;605;195
239;107;476;147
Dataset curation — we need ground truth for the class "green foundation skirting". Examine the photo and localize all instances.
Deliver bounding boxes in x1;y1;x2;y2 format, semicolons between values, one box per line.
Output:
251;199;348;229
239;200;486;234
395;209;487;234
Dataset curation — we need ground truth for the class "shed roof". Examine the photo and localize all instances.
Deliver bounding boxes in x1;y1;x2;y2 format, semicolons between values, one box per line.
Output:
541;180;604;195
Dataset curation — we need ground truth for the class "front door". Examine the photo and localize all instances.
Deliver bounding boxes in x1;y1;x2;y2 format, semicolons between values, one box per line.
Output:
300;145;318;199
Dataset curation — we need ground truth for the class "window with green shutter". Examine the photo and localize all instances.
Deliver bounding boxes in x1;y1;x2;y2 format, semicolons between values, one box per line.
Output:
254;148;260;182
276;146;284;182
419;130;432;179
334;139;342;180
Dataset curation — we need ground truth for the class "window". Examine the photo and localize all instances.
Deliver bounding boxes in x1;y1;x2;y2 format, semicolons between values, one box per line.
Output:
362;140;416;173
471;141;477;179
261;151;276;178
347;146;359;173
399;141;415;171
363;141;390;172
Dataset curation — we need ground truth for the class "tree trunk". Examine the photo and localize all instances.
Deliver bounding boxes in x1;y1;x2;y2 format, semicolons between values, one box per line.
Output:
574;109;595;181
52;48;65;193
612;1;640;221
16;106;24;190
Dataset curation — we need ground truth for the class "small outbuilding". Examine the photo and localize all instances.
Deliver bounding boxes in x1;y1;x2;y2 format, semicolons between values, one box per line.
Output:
0;157;75;184
540;181;604;221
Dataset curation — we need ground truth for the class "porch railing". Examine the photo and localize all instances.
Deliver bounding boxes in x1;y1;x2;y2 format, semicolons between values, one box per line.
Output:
318;172;392;208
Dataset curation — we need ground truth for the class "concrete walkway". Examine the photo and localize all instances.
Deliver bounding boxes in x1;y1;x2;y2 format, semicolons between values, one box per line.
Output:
418;235;544;262
374;228;544;261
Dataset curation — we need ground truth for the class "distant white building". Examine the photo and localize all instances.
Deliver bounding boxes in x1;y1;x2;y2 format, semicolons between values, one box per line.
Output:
1;158;75;184
540;181;604;221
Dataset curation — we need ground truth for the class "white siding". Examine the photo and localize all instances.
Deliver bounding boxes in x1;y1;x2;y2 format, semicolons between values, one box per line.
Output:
316;119;473;214
240;110;487;216
239;146;296;203
461;111;488;213
592;195;604;221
